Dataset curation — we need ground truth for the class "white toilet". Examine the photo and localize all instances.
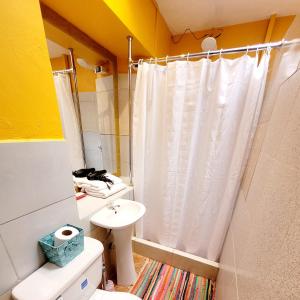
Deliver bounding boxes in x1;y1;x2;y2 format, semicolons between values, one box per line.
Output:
12;237;141;300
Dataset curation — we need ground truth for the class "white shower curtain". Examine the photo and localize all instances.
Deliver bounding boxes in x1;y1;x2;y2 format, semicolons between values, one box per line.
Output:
54;74;84;171
133;53;270;261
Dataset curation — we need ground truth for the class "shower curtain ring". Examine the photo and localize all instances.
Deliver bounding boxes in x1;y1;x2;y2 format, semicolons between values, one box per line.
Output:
165;55;169;65
150;57;153;64
138;58;143;65
219;49;223;59
246;46;249;56
155;57;158;65
206;50;210;59
186;53;190;61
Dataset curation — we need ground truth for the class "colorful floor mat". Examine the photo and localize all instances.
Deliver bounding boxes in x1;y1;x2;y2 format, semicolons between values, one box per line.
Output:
130;259;215;300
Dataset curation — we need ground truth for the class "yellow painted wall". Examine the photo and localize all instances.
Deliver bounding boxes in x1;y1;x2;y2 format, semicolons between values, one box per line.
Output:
41;0;171;58
41;0;149;58
103;0;171;57
0;0;63;140
170;16;295;56
51;56;97;92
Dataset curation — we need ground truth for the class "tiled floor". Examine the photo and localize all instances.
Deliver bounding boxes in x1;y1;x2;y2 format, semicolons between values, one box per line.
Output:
114;253;148;292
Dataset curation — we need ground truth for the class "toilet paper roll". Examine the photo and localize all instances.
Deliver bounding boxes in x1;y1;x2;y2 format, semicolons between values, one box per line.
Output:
54;226;79;247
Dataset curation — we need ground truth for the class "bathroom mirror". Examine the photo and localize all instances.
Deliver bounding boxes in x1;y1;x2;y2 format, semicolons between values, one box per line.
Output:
42;7;122;177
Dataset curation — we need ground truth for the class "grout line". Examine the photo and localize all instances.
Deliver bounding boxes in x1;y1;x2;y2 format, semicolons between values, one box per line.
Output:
0;233;19;280
0;195;75;226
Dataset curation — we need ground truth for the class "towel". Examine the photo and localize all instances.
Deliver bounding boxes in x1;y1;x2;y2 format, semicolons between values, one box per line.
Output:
73;173;122;190
84;183;127;198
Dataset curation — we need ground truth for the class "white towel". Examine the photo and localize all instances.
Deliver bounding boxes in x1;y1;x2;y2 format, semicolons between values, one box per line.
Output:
73;173;123;190
84;183;127;198
104;174;123;184
80;181;109;191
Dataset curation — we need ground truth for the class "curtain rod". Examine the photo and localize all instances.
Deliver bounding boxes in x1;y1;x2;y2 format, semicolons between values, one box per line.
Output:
52;48;87;167
130;39;300;66
52;68;73;75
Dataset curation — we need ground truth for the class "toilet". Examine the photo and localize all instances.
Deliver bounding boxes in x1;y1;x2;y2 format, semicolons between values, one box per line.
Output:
12;237;141;300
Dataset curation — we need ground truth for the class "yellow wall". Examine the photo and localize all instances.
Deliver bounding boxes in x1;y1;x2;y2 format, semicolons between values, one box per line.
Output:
170;16;295;56
0;0;63;140
103;0;171;57
51;56;97;92
41;0;171;59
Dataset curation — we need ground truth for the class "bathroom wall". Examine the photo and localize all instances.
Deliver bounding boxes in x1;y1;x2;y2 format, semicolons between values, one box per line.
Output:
81;74;137;176
117;74;136;177
50;56;116;172
78;76;115;173
215;17;300;299
0;0;63;140
41;0;171;59
170;16;294;56
0;1;79;299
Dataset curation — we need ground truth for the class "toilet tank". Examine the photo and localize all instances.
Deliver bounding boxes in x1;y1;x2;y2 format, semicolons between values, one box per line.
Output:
12;237;104;300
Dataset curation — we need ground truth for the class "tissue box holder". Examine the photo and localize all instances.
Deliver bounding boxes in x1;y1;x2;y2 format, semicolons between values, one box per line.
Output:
39;224;84;267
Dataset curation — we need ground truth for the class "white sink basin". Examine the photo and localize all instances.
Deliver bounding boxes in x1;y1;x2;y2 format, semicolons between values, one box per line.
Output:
90;198;145;230
90;198;146;286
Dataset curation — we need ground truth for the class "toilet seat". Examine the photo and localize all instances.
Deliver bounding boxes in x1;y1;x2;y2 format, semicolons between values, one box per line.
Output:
90;289;141;300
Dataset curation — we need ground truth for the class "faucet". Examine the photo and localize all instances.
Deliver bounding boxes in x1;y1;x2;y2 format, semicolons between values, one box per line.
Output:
107;200;120;214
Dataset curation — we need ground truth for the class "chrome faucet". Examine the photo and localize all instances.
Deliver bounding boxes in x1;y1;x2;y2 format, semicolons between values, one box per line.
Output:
108;200;120;214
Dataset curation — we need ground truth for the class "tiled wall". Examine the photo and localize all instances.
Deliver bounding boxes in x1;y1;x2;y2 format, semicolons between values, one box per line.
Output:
118;74;136;177
215;22;300;299
80;74;136;177
79;90;116;173
0;141;79;298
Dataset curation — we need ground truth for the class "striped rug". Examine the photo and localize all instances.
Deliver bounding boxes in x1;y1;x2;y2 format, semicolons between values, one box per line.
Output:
130;259;215;300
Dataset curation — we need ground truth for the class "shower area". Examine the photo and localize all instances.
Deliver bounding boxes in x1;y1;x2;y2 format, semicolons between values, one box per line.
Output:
46;10;299;267
126;38;300;264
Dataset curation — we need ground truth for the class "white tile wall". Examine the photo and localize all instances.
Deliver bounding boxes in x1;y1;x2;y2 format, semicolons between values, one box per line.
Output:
0;197;79;279
216;39;300;299
0;141;74;224
96;75;113;92
100;134;116;173
0;238;17;295
118;74;135;176
120;135;129;163
120;135;130;176
83;132;102;150
0;140;80;295
96;91;115;135
79;92;98;132
85;149;104;170
118;74;136;136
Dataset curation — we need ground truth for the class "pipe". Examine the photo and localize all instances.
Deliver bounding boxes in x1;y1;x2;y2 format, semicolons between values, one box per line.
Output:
68;48;87;167
127;36;133;186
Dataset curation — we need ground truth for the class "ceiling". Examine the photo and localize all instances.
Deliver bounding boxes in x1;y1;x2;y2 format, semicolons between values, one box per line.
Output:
155;0;300;34
46;39;68;58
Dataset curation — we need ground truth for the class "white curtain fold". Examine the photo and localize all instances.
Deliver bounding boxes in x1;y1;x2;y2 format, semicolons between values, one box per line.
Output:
133;53;270;261
54;74;84;171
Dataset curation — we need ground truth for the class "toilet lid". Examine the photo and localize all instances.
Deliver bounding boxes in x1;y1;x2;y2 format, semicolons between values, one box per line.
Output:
90;289;141;300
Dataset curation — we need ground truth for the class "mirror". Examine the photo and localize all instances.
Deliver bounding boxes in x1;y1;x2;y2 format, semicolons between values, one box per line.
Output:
44;33;121;177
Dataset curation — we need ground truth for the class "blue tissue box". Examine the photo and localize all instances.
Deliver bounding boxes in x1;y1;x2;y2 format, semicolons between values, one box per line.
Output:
39;224;84;267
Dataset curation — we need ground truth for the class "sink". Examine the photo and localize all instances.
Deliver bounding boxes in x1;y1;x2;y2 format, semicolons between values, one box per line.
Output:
90;199;146;286
90;199;145;230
